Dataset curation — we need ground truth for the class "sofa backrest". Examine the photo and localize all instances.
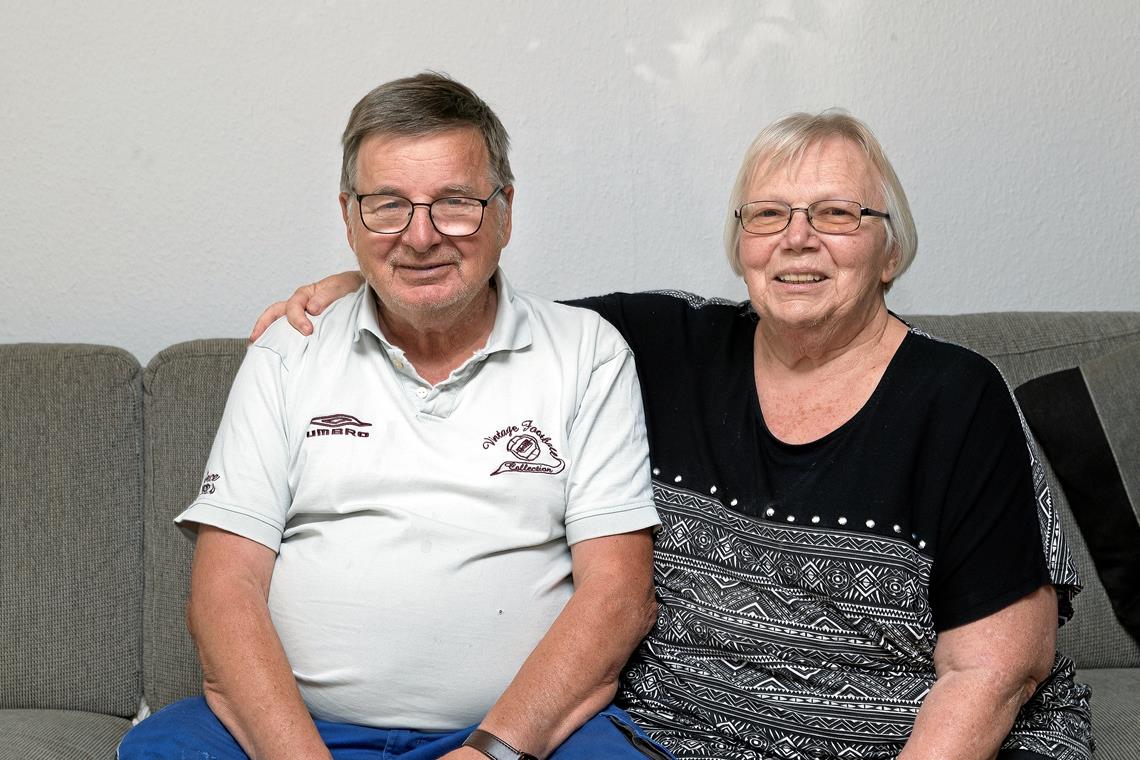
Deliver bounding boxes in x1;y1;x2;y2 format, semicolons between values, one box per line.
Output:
134;312;1139;711
0;344;143;717
142;338;245;710
907;312;1140;668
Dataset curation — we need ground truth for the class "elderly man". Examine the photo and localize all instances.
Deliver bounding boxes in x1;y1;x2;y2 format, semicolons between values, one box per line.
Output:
117;74;668;760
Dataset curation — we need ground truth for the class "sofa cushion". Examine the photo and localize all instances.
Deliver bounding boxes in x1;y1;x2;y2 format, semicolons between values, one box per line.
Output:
1016;341;1140;643
1077;668;1140;760
142;339;246;710
0;709;131;760
906;313;1140;669
0;344;142;717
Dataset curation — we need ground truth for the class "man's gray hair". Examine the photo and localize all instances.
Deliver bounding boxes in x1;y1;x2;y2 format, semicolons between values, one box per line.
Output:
724;110;918;290
340;72;514;195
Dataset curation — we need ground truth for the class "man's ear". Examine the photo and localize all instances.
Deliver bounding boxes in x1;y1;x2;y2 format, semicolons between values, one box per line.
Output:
497;185;514;248
339;192;356;250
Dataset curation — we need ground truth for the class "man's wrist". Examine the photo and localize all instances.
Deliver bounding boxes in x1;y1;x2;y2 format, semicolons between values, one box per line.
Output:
462;728;538;760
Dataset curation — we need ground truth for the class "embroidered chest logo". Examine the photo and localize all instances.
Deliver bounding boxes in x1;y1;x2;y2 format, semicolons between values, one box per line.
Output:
482;419;565;476
306;413;372;439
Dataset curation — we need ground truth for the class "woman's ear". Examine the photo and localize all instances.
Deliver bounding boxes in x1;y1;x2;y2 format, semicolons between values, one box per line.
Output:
880;244;901;285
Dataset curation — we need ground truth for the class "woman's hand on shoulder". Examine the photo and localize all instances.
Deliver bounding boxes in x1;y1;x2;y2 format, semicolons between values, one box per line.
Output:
249;270;365;343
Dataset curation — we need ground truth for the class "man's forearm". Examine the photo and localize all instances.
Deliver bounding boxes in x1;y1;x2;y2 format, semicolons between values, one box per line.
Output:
474;530;657;759
188;529;331;760
191;588;329;759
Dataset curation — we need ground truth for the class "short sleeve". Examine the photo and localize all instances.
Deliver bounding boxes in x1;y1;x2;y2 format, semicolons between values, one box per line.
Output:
930;368;1052;631
561;325;658;545
174;343;293;551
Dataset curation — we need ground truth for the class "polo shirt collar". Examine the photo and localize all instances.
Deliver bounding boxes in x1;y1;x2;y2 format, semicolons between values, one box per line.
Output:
353;268;532;355
481;269;532;355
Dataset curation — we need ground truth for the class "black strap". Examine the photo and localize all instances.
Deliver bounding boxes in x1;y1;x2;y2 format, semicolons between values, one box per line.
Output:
462;728;538;760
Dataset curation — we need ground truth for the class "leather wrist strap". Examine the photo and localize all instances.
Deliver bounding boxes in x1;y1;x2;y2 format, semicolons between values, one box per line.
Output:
462;728;538;760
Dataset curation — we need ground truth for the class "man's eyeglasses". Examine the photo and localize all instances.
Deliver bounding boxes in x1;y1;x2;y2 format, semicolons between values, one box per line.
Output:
353;187;504;236
735;199;890;235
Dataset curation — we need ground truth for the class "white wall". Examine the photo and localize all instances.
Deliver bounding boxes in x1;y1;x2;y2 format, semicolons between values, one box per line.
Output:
3;1;1137;362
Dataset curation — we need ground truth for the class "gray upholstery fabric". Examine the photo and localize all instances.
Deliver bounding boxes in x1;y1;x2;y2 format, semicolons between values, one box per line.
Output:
0;317;1136;754
0;709;130;760
905;312;1140;388
906;314;1140;671
0;344;142;717
142;338;246;710
1078;668;1140;760
132;321;1139;712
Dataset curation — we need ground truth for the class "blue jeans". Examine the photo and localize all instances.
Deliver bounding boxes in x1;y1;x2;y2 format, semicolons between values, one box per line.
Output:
117;697;674;759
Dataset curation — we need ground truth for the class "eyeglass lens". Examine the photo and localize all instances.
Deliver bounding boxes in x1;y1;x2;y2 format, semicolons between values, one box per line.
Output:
739;200;864;234
360;195;487;235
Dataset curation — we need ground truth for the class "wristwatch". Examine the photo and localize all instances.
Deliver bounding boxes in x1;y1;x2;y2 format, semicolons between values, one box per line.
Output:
462;728;539;760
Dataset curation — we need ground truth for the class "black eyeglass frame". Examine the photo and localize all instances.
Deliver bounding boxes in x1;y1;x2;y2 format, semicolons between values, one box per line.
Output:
353;186;505;237
735;199;890;235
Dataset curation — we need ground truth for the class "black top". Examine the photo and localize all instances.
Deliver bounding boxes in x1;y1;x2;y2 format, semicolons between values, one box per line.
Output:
569;291;1090;760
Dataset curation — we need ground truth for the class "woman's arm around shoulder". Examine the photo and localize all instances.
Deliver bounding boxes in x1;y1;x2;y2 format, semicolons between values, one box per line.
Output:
249;271;364;342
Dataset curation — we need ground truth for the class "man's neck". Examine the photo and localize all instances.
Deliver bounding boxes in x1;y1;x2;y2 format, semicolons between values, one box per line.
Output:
375;284;499;386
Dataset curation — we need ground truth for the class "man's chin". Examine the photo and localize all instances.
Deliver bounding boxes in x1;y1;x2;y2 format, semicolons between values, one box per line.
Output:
374;283;473;321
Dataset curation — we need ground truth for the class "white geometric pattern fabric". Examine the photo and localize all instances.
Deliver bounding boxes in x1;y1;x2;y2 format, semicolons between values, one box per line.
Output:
621;482;1091;760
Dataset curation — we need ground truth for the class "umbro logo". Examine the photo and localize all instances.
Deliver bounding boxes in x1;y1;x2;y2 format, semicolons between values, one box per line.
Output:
306;413;372;439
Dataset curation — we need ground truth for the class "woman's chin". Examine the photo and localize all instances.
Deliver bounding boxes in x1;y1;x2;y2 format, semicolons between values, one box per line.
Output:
755;298;836;332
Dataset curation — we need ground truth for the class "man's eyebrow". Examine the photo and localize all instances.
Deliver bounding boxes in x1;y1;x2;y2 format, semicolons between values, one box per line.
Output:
362;185;402;196
440;184;478;196
360;184;479;197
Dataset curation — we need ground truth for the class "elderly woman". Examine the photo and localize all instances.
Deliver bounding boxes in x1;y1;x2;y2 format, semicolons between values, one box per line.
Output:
255;112;1091;760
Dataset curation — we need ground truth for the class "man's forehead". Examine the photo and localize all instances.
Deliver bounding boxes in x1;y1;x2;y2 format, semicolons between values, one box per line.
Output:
358;127;485;160
355;128;490;192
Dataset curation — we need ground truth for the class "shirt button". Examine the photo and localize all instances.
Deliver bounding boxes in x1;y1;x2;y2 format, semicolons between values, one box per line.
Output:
393;359;404;369
415;388;428;399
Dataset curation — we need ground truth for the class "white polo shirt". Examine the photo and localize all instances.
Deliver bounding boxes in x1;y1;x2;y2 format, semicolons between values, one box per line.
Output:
176;270;658;730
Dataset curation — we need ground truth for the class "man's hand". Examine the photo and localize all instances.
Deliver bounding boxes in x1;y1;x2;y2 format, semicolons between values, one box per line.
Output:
249;270;364;343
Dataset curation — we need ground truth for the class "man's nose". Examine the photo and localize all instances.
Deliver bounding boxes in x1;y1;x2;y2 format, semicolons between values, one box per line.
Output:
401;204;442;250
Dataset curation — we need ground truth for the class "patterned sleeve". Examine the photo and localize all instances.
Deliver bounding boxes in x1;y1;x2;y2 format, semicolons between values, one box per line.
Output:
1015;393;1081;622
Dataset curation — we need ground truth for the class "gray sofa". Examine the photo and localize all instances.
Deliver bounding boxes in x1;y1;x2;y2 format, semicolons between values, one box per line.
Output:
2;311;1138;759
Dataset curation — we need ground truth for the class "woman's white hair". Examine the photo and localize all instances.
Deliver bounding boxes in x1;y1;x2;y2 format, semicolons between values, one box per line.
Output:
724;109;917;290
